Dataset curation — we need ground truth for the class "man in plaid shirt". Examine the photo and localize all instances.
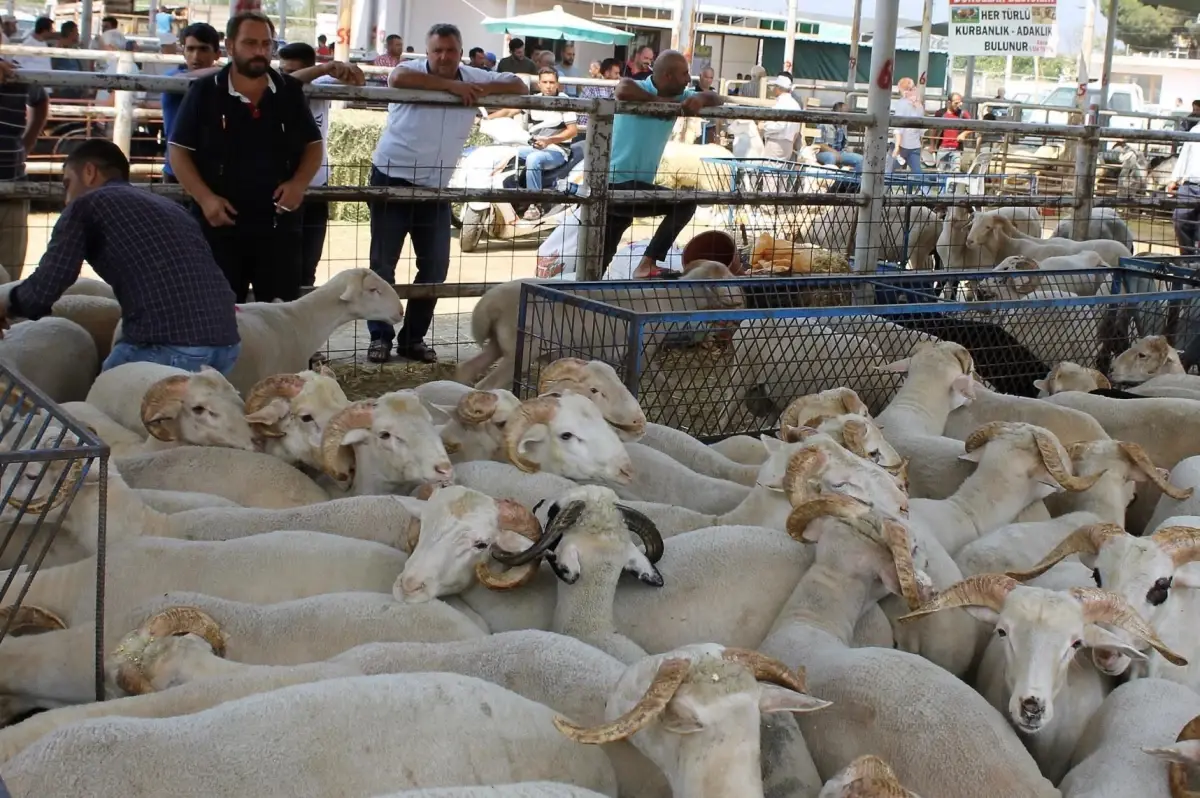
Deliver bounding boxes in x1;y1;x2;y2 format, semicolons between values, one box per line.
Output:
0;140;240;374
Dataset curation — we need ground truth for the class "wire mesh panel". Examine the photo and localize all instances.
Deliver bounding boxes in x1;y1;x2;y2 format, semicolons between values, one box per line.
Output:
1121;255;1200;366
0;365;109;707
513;268;1200;440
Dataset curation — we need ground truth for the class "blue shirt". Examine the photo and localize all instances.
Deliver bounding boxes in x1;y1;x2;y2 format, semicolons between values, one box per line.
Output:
160;65;188;176
608;76;695;184
156;10;174;34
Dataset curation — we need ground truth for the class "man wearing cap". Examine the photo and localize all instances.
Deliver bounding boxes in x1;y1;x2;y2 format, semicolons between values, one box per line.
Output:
761;75;800;159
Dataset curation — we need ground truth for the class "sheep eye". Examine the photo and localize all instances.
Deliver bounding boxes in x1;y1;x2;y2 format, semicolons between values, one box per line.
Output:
559;432;573;441
299;414;314;423
996;628;1007;638
379;431;391;440
869;451;882;463
495;421;506;429
1092;568;1102;587
473;541;488;551
590;387;599;394
1071;639;1083;650
191;406;205;415
1147;576;1173;606
1137;353;1146;359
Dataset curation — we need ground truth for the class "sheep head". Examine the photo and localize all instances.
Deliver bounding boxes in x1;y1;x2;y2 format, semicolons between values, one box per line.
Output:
776;435;909;520
1110;335;1185;385
1033;361;1110;397
819;756;921;798
1009;520;1200;677
439;389;521;462
961;421;1102;495
977;255;1043;299
784;414;907;491
777;387;869;437
0;422;93;518
140;368;255;451
244;369;349;470
394;485;543;602
1067;439;1191;509
1143;715;1200;798
108;606;228;695
327;268;404;325
900;574;1183;735
965;211;1015;249
0;605;66;637
876;340;976;410
503;393;634;485
320;391;453;492
680;260;745;310
538;358;646;442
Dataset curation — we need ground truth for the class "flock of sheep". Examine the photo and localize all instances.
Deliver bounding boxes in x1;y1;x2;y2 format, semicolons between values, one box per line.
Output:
1;206;1200;797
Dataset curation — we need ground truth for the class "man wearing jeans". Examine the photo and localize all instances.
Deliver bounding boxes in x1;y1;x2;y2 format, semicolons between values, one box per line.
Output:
368;22;524;363
1168;137;1200;255
814;101;863;171
0;141;240;374
602;50;722;278
517;67;578;221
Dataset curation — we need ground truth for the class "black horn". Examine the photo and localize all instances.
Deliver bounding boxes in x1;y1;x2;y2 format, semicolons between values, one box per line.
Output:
618;504;664;564
490;500;583;567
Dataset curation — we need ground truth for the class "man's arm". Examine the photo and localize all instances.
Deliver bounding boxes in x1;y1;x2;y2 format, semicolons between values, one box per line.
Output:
289;60;364;86
614;77;659;102
538;119;577;147
22;86;48;153
169;81;237;226
5;203;86;319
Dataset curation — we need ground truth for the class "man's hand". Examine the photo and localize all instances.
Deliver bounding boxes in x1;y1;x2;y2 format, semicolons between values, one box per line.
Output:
326;61;365;86
680;95;706;115
1168;181;1180;193
0;61;15;82
273;179;307;214
448;81;485;106
531;139;547;150
199;194;237;227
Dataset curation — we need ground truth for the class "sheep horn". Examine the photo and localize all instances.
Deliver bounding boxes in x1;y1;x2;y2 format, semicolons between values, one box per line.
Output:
491;499;581;568
1033;429;1104;491
112;606;228;696
6;459;86;515
401;517;421;555
899;573;1018;622
1150;526;1200;570
319;401;375;483
963;421;1011;454
618;504;664;564
880;518;924;611
537;357;590;395
0;605;66;636
1007;523;1126;581
952;346;975;377
1119;443;1194;501
784;495;871;542
140;374;190;442
1148;716;1200;798
1070;587;1188;666
840;418;870;459
781;448;828;505
836;388;869;416
503;397;560;474
721;648;810;694
1089;369;1112;390
243;374;306;438
456;391;500;426
553;657;691;744
836;756;912;798
476;499;544;591
777;398;806;432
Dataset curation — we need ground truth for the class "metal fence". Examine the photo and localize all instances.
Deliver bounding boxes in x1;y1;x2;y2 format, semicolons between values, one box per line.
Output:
512;267;1200;440
0;364;108;712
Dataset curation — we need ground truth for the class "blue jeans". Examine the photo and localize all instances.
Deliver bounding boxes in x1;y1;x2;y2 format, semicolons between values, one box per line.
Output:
816;150;864;171
887;147;924;175
1174;182;1200;255
517;145;567;191
102;342;242;376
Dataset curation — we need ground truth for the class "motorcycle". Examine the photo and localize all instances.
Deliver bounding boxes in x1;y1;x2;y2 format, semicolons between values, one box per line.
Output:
448;138;587;253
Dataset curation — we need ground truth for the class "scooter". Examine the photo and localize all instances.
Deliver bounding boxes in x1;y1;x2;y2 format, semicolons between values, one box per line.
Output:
448;140;587;253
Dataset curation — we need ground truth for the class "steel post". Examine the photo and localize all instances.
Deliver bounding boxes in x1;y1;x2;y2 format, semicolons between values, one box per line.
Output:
783;0;798;74
917;0;933;101
1097;0;1117;113
578;98;614;282
1071;124;1099;239
846;0;863;91
80;0;93;48
111;51;136;157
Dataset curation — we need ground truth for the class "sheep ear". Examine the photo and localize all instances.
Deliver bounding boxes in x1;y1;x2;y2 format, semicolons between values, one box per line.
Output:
339;282;357;302
517;424;550;457
1143;740;1200;765
876;358;911;374
1032;379;1048;393
1174;564;1200;589
964;606;1002;625
659;702;705;735
622;542;663;587
950;374;976;407
958;448;985;463
341;429;371;447
758;684;832;714
1084;625;1147;660
243;398;290;426
425;403;454;425
494;529;535;554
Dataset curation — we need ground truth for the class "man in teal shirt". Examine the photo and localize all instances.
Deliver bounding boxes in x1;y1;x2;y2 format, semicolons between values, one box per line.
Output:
604;50;722;278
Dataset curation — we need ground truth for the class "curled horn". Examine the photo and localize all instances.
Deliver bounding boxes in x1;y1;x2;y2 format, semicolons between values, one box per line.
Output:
881;518;923;611
1006;523;1124;581
951;345;975;377
243;374;306;438
618;504;664;564
319;401;375;483
781;448;828;505
1146;716;1200;798
1033;429;1104;491
140;375;190;442
1150;526;1200;570
475;499;544;591
836;756;912;798
6;459;86;515
1119;442;1194;500
1070;587;1188;666
963;421;1011;453
785;495;871;542
503;397;560;474
778;398;809;432
0;604;66;636
456;391;500;426
111;606;228;696
840;418;870;459
836;387;870;416
537;357;589;395
553;657;691;744
899;573;1018;623
721;648;810;694
491;499;583;568
1088;368;1112;390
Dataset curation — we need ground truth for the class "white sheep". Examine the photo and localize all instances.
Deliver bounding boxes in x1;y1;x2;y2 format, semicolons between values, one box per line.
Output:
242;369;350;471
1109;335;1189;386
533;358;646;442
618;443;750;515
0;317;97;402
23;294;121;359
936;204;1043;276
1149;455;1200;531
901;573;1182;782
967;211;1133;268
1051;208;1136;252
0;673;620;798
438;389;523;464
1034;361;1112;396
943;383;1110;446
982;252;1109;297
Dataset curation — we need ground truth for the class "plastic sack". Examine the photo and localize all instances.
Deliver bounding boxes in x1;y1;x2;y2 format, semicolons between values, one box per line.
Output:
535;206;584;279
603;241;684;280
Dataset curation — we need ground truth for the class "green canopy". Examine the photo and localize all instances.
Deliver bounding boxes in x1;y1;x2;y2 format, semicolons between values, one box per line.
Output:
482;5;635;45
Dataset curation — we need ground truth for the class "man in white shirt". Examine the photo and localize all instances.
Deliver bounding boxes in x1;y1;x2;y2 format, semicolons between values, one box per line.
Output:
887;77;926;175
1169;140;1200;255
18;17;54;73
368;22;525;363
517;67;578;220
557;42;582;96
761;75;800;159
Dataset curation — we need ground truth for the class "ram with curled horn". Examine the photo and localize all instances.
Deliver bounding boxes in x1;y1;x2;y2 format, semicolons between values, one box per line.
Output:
1143;714;1200;798
108;606;229;695
320;400;376;486
964;421;1103;492
242;374;308;438
537;357;647;441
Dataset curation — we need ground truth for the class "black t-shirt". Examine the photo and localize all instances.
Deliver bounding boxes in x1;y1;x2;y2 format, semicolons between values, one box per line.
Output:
0;81;47;181
169;66;322;227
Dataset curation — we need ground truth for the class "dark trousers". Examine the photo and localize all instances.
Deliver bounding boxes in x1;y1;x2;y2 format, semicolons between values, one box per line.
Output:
300;199;330;287
202;216;303;304
366;168;451;345
1174;182;1200;256
602;180;698;272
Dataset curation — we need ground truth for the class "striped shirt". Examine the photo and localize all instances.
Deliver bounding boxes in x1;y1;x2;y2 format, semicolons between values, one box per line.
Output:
0;80;47;182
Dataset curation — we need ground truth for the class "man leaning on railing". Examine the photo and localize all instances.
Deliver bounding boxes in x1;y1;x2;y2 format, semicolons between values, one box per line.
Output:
0;57;48;280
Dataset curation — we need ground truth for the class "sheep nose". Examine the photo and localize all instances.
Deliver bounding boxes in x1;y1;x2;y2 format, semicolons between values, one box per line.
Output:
433;462;453;479
616;463;634;484
400;576;425;596
898;499;910;517
1019;697;1044;719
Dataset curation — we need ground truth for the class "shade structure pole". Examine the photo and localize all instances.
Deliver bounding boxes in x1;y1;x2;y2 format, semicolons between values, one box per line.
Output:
671;0;699;58
964;56;976;99
1097;0;1117;112
845;0;863;91
1076;0;1096;115
916;0;932;101
783;0;797;73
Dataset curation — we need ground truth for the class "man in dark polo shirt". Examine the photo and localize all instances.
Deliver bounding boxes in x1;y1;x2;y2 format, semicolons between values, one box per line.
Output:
0;140;240;374
168;11;323;303
0;58;48;280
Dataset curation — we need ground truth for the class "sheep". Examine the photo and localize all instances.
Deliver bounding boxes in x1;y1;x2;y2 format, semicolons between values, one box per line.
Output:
27;294;121;359
553;645;830;798
1051;208;1136;252
1006;521;1200;692
96;364;255;451
0;317;97;402
59;400;146;453
618;443;750;515
936;204;1043;275
456;261;743;391
967;211;1133;268
0;673;620;798
1110;335;1188;385
242;369;350;471
900;573;1183;783
1034;361;1112;396
374;787;610;798
800;204;940;270
1149;455;1200;530
755;497;1061;798
943;384;1110;448
708;435;771;466
113;446;330;508
981;252;1109;297
439;389;523;464
1141;710;1200;798
1054;679;1200;798
534;358;647;442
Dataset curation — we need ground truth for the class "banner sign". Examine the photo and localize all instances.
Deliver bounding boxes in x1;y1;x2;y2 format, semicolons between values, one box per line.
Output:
948;0;1058;56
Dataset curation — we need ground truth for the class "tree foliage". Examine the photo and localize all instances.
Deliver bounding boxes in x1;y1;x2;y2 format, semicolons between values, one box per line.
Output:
1116;0;1191;51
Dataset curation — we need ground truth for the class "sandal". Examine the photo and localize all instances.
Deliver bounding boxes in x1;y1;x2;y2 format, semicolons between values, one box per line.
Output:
394;341;438;364
367;340;391;364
